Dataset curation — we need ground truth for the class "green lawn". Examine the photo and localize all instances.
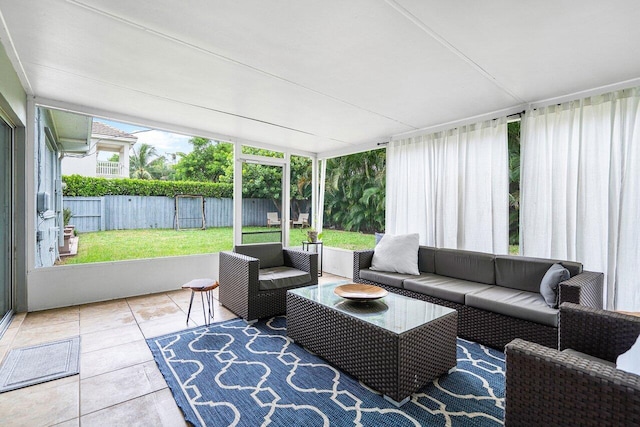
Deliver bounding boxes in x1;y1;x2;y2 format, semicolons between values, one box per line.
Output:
59;227;518;265
59;227;376;265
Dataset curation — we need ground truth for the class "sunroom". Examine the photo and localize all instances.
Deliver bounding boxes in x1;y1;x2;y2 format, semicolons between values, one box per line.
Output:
0;1;639;425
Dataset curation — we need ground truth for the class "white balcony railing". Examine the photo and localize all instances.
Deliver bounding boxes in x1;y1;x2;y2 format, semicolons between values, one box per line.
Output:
96;161;125;178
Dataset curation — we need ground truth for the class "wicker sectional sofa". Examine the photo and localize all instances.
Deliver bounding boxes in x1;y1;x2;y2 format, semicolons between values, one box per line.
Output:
353;247;604;349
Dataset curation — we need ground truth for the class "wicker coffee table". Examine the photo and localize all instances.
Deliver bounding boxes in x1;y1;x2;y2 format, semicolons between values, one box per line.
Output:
286;282;458;405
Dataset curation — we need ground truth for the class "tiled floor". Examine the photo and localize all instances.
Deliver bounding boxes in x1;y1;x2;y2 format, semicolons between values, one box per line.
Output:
0;273;345;426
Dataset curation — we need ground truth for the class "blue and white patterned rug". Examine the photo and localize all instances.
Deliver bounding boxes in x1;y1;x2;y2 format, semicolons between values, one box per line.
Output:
147;317;504;426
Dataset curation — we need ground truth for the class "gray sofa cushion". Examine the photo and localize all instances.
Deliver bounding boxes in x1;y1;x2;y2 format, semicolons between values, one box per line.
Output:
359;269;421;289
404;273;494;304
258;266;310;291
418;246;436;273
234;243;284;269
435;248;495;285
495;255;582;293
465;286;559;327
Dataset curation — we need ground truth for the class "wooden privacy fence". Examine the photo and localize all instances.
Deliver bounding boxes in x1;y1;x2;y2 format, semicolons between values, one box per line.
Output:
63;196;279;232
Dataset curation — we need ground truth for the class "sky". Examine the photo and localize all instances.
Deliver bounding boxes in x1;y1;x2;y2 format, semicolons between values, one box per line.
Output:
98;119;193;160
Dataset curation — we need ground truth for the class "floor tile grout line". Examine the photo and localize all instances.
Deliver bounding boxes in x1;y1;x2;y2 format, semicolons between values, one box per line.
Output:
77;387;170;420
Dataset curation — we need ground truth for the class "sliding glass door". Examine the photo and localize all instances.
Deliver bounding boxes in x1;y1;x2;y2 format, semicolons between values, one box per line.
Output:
0;117;12;332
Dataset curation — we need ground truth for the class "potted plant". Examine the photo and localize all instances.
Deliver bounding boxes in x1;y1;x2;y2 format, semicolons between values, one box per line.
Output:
306;230;323;243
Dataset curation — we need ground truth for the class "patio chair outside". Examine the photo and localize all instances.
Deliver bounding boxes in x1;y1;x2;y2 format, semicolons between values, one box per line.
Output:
292;213;309;228
267;212;281;227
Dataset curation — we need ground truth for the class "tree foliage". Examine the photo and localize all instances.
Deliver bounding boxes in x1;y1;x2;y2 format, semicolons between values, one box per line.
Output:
130;135;387;233
324;149;386;233
130;143;166;180
174;138;233;183
508;121;521;246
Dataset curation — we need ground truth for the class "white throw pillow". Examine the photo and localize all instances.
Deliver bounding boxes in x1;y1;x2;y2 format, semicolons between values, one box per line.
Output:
616;333;640;376
370;233;420;275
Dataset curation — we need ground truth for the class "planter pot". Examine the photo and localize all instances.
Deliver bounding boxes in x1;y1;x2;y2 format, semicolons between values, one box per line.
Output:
59;233;71;254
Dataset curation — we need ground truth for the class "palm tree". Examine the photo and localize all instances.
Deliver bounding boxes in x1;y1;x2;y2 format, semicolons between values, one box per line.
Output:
130;143;164;180
324;149;386;233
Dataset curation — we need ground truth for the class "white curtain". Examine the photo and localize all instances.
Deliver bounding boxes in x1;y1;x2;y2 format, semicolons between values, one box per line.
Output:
520;88;640;310
386;118;509;254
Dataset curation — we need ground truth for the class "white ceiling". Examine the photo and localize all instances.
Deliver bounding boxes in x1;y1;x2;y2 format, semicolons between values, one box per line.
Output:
1;0;639;156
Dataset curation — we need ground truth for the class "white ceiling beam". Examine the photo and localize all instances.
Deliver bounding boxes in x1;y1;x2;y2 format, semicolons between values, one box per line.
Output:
35;96;317;158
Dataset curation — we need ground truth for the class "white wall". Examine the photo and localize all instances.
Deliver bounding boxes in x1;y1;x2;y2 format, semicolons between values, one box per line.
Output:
26;247;354;311
323;246;354;279
62;152;97;177
27;253;219;311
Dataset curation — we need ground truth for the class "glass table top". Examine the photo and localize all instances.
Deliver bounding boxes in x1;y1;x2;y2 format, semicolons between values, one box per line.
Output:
289;282;456;335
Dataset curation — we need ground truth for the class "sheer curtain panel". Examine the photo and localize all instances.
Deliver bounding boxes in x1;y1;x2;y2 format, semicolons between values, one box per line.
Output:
520;88;640;311
387;118;508;254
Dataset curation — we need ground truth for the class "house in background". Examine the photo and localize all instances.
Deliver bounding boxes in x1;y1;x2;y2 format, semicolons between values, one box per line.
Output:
62;121;137;179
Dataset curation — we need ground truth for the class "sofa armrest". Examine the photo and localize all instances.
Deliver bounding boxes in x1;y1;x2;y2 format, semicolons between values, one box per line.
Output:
219;251;261;297
558;270;603;308
558;302;640;362
353;249;374;281
505;338;640;426
283;248;318;284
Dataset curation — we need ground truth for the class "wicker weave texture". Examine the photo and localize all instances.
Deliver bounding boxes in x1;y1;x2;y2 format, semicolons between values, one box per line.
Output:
558;271;604;308
559;302;640;362
359;280;556;350
286;292;457;402
461;305;558;350
353;250;374;282
353;250;606;350
505;338;640;426
219;248;317;321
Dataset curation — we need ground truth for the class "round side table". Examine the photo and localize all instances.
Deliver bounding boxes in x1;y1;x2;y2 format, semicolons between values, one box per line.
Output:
181;278;219;326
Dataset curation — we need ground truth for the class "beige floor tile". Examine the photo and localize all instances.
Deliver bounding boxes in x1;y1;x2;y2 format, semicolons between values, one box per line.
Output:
80;389;187;427
126;293;175;308
80;324;144;354
165;289;193;305
81;339;153;379
80;361;167;415
52;418;79;427
129;301;182;323
79;311;137;335
20;306;79;330
0;327;18;347
138;313;195;339
79;300;132;319
186;303;237;326
10;321;79;349
6;312;26;330
0;345;8;364
0;375;79;427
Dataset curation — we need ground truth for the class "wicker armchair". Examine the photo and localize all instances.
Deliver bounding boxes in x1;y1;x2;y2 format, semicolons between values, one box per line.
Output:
505;303;640;426
219;243;317;321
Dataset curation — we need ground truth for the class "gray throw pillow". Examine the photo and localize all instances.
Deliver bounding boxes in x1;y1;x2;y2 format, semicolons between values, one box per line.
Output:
540;263;570;308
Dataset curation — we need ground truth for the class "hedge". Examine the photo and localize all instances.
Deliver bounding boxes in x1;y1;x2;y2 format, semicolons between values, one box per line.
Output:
62;175;233;198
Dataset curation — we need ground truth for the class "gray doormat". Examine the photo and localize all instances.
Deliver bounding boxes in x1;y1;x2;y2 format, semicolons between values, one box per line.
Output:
0;336;80;393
